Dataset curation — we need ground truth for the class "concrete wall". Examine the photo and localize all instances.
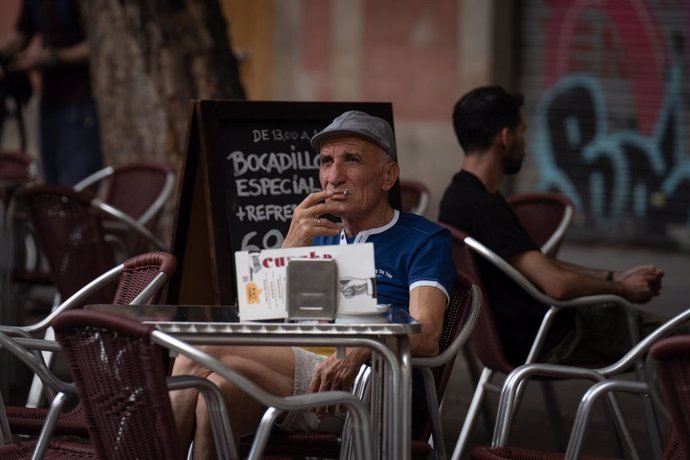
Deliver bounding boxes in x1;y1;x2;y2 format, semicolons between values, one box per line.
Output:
222;0;509;219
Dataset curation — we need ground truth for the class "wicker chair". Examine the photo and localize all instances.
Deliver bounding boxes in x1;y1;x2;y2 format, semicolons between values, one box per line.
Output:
51;310;232;460
400;179;431;216
506;192;574;258
73;162;174;254
2;252;176;441
469;319;690;460
52;309;376;460
240;274;482;460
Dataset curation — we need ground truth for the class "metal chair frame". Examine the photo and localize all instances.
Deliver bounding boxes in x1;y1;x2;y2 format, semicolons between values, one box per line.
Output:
251;275;482;460
409;279;482;460
73;162;175;228
474;308;690;460
446;228;661;460
1;252;175;437
51;309;376;460
0;327;232;459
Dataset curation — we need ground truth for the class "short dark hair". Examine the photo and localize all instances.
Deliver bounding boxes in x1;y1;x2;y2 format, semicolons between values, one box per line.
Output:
452;85;524;154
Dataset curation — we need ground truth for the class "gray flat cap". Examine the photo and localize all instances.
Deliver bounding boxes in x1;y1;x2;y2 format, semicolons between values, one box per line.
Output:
310;110;397;160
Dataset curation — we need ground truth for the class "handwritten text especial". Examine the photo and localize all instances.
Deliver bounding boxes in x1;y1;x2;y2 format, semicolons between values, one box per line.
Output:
235;175;320;197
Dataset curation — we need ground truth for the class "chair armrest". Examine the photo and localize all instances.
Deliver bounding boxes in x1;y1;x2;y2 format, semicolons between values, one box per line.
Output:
0;333;75;396
491;363;607;447
411;284;482;369
72;166;114;192
152;330;374;460
465;235;632;310
491;305;690;448
92;199;166;250
564;379;649;460
3;263;125;335
465;235;640;363
166;375;238;460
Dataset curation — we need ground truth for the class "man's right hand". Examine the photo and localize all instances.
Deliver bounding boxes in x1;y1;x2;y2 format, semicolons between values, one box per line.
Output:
617;265;664;303
282;190;342;247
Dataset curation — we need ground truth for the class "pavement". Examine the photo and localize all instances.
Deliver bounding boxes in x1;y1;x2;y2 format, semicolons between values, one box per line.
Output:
439;239;688;458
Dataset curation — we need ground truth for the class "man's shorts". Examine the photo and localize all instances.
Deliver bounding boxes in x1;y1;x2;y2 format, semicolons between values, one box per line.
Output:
275;347;347;433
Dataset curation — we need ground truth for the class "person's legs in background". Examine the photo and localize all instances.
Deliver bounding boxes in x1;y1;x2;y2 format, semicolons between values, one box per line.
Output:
39;106;59;185
41;102;102;187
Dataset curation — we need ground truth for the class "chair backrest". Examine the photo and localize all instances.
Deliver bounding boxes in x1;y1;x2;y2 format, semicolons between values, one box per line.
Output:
112;251;177;305
411;272;479;440
74;162;175;229
649;336;690;459
439;222;515;374
53;310;183;460
400;179;430;215
506;192;573;257
20;185;118;304
0;150;35;183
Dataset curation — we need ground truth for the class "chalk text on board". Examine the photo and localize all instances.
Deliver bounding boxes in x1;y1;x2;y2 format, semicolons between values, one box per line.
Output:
235;203;296;223
252;128;318;143
227;147;319;176
235;175;319;197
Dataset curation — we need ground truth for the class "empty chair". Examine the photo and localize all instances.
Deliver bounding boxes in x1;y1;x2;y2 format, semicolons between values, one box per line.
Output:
51;310;232;460
73;162;175;231
469;311;690;459
3;251;177;440
19;185;165;300
400;179;431;215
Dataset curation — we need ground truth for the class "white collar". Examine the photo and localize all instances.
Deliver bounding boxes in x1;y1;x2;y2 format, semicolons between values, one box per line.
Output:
339;209;399;245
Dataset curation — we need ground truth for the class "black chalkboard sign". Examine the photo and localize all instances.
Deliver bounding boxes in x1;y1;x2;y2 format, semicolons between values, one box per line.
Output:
169;100;398;306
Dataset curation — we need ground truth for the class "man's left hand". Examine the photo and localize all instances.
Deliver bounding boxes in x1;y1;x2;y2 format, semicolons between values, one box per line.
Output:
308;348;370;415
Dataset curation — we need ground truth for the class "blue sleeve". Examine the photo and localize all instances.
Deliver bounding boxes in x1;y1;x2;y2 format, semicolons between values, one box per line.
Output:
408;227;456;301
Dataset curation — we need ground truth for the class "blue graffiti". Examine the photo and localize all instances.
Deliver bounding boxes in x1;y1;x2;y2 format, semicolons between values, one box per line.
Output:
532;65;690;241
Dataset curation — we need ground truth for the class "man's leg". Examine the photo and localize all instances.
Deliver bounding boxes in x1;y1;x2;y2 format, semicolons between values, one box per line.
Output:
169;345;296;459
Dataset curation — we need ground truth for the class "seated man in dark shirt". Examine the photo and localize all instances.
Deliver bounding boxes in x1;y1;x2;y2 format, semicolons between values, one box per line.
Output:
439;85;664;366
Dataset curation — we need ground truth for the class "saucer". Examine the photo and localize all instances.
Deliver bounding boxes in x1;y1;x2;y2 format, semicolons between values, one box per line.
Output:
334;304;390;324
336;304;390;316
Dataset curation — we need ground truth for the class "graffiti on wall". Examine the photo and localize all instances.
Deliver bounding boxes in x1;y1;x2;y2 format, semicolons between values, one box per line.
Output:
527;0;690;246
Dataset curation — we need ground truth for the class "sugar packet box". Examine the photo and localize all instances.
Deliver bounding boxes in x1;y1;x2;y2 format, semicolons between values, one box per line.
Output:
234;243;377;321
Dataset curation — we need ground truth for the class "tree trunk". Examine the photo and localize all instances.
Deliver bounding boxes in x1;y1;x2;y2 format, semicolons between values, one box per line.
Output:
78;0;245;241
